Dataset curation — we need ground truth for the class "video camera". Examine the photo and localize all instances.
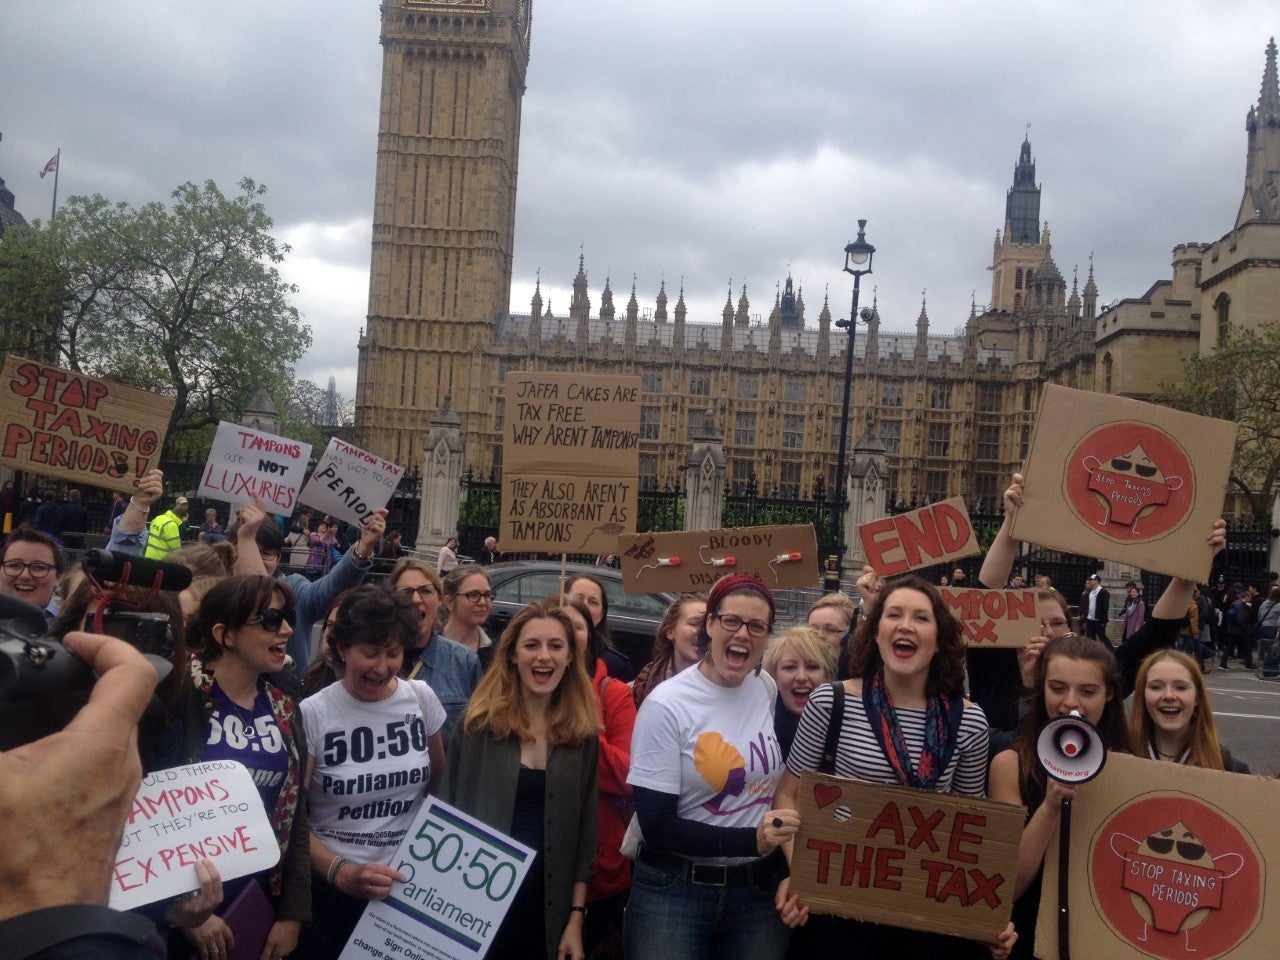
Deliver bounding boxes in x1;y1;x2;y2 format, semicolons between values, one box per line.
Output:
0;549;191;750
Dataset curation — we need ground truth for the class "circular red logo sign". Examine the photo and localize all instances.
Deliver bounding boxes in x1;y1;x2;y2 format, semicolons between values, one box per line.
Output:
1064;422;1195;543
1090;796;1262;959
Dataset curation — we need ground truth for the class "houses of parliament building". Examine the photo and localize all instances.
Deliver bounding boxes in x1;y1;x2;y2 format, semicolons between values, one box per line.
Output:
354;1;1280;516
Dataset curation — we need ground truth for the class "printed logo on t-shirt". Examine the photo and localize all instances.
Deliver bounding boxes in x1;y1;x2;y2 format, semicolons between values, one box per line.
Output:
694;730;782;815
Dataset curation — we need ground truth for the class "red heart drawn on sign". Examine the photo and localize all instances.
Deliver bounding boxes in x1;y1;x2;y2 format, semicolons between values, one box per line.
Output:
814;784;841;810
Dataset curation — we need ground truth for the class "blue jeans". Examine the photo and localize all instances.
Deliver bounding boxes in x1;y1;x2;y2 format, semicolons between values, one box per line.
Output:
624;858;791;960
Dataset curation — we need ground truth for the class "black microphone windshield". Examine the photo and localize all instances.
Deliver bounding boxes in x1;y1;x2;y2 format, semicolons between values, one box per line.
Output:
81;549;194;592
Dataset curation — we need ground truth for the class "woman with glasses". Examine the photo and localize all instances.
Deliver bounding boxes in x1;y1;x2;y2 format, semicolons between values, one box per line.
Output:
806;592;858;680
775;572;1012;959
0;525;63;616
389;557;480;744
296;586;447;960
150;574;311;960
442;564;495;668
625;574;797;960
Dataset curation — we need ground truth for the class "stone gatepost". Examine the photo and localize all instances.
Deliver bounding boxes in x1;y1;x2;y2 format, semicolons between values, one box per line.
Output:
418;396;464;549
846;434;888;572
684;415;726;532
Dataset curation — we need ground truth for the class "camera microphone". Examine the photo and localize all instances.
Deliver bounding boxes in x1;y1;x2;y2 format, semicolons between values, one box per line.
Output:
81;549;194;592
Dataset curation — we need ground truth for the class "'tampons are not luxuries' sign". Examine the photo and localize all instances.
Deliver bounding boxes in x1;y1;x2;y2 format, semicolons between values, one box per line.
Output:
198;421;312;514
0;355;174;492
501;372;640;554
791;771;1023;942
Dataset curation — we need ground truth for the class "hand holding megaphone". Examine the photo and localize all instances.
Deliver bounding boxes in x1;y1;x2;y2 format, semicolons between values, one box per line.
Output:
1036;709;1108;784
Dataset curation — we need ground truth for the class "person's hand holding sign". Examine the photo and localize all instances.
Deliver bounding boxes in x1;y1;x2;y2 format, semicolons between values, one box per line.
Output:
353;507;388;562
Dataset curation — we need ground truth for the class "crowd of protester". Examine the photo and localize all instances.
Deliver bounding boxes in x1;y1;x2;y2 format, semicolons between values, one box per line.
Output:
1;466;1273;960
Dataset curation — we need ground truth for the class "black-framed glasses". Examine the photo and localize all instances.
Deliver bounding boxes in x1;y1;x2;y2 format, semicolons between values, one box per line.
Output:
711;613;770;639
460;590;493;603
398;584;438;600
248;607;296;632
2;560;55;579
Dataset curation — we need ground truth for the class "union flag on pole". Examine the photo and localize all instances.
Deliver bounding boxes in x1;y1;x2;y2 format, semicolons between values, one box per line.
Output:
39;154;58;178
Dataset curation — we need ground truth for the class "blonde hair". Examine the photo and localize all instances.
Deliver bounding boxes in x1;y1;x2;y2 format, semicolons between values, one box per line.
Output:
389;556;442;594
463;600;598;745
808;592;856;627
764;626;837;680
1130;649;1225;770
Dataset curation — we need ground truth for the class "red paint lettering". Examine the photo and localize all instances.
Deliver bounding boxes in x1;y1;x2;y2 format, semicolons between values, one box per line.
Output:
807;838;841;884
907;806;944;853
840;843;875;887
948;813;985;864
866;801;904;845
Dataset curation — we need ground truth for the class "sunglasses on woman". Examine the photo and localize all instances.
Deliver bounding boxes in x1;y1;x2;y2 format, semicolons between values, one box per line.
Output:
249;607;296;632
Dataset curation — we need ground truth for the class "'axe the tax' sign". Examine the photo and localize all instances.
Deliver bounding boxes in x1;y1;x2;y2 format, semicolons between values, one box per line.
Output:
198;421;311;514
299;438;403;527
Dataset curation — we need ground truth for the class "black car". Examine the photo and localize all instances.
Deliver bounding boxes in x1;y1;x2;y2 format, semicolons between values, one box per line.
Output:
483;561;677;674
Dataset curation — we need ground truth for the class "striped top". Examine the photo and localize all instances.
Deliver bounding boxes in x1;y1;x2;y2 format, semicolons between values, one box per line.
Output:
786;681;990;797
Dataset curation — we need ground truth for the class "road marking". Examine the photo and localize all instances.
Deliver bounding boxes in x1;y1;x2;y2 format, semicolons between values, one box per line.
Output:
1213;711;1280;720
1207;686;1280;697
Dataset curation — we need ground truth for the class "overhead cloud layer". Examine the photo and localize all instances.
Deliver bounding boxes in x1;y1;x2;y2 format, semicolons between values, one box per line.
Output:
3;2;1274;398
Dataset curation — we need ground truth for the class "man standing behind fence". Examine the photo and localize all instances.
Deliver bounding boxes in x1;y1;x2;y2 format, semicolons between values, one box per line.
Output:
144;495;188;558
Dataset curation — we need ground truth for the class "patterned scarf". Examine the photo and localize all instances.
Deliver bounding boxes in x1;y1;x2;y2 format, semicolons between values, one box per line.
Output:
189;656;301;897
862;668;963;790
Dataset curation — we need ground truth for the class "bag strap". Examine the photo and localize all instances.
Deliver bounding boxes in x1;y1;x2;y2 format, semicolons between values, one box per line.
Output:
819;681;845;775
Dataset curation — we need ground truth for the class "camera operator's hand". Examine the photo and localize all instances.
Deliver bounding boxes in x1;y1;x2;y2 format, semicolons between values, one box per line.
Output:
0;631;159;921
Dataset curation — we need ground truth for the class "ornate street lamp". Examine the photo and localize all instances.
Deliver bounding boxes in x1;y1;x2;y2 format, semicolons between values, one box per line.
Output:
833;220;876;570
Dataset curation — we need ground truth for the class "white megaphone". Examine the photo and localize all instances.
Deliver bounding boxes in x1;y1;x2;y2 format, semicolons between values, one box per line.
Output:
1036;710;1107;784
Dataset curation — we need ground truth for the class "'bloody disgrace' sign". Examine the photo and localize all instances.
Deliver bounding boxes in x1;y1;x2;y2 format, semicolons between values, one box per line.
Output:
858;497;980;577
110;761;279;910
617;525;820;593
299;437;403;527
791;771;1023;942
1035;752;1279;960
0;355;174;492
198;421;312;514
942;588;1041;648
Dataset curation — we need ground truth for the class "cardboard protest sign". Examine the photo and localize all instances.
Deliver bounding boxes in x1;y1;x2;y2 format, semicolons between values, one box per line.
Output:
340;797;535;960
617;525;820;592
0;355;173;492
198;420;312;514
943;588;1041;647
110;760;279;910
1035;752;1279;960
299;437;403;527
858;497;980;577
501;372;640;554
1011;384;1236;582
791;771;1023;942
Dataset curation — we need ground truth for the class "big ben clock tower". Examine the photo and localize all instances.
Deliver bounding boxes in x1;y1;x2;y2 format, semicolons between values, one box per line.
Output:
355;0;531;467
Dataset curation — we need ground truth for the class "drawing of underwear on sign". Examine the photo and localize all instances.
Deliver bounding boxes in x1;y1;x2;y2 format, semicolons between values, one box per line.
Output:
1066;423;1193;543
1091;797;1261;959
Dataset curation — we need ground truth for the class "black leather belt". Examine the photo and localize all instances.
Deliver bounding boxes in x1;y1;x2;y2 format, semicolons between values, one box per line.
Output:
636;845;786;887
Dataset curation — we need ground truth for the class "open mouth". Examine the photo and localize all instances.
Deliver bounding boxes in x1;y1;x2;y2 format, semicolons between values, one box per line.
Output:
890;638;918;659
791;683;813;706
531;665;556;683
1157;705;1185;719
268;642;288;659
724;643;752;667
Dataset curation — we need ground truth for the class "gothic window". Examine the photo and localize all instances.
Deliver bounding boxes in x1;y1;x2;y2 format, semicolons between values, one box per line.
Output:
882;382;904;407
886;470;900;506
978;383;1002;413
975;473;999;513
730;458;754;494
1023;384;1035;411
927;423;951;457
638;454;658;489
640;405;661;440
779;460;802;498
925;470;949;502
784;378;806;402
976;425;1000;461
879;419;902;455
690;373;711;396
1102;352;1113;394
1015;268;1024;290
1020;425;1031;460
737;376;759;400
498;358;518;381
1215;293;1230;346
642;371;663;393
494;397;504;432
929;384;953;409
782;414;805;450
1014;293;1021;309
734;412;757;446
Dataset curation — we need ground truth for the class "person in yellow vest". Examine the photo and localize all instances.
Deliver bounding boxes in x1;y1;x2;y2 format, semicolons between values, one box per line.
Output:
144;495;189;559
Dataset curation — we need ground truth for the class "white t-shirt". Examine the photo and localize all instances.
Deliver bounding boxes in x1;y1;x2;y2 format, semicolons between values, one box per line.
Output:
301;678;446;864
628;664;782;865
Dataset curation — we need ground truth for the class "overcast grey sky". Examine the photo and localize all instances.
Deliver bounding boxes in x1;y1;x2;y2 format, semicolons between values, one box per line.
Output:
2;2;1275;403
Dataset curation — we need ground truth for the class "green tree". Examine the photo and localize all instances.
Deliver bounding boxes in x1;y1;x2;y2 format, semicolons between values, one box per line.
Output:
0;222;71;362
0;179;311;455
1160;323;1280;520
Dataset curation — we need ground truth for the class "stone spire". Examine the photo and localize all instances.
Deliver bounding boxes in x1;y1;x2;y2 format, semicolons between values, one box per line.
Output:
817;287;831;357
964;294;978;364
625;276;639;355
768;286;782;357
673;279;687;351
1067;267;1081;320
1238;36;1280;226
734;284;750;327
572;252;591;347
914;291;929;366
655;278;668;322
1005;134;1042;244
864;291;880;365
1083;255;1099;320
530;269;543;319
528;271;542;349
600;275;615;322
721;281;734;352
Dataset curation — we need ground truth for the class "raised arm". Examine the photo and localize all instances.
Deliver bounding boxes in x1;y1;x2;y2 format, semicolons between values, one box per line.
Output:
978;472;1023;590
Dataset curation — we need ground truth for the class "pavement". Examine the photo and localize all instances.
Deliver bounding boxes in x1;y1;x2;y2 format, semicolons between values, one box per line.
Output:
1202;664;1280;777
